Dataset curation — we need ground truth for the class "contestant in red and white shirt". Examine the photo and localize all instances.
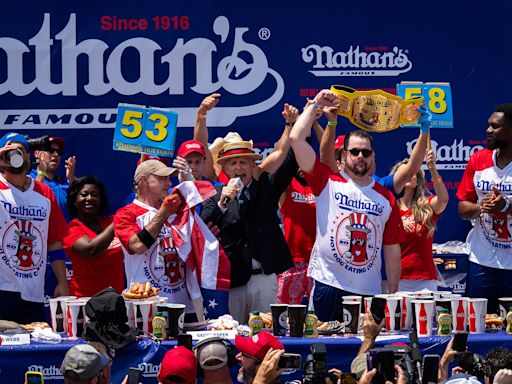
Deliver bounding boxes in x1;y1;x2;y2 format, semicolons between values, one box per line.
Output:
391;150;449;292
114;159;203;321
0;132;68;323
289;90;403;321
457;103;512;314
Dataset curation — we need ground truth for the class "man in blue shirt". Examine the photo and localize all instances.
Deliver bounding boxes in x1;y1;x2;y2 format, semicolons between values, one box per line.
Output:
30;136;76;221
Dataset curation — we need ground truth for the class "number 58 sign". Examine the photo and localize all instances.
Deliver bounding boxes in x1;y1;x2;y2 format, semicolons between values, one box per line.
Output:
113;103;178;156
396;82;454;128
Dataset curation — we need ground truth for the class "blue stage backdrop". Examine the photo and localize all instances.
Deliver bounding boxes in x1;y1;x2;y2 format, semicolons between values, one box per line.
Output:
2;1;512;243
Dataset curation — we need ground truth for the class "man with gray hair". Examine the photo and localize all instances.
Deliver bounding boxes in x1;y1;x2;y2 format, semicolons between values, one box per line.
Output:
61;344;103;384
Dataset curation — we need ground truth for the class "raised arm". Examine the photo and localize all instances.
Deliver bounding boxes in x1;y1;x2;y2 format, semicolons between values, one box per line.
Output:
392;105;431;194
289;90;338;174
319;105;340;172
193;93;221;180
256;103;298;176
426;150;449;215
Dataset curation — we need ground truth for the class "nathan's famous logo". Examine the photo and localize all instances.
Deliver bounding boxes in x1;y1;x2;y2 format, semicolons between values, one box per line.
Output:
0;14;283;129
144;226;186;293
481;212;512;244
330;212;379;273
301;45;412;77
407;138;484;171
2;219;44;277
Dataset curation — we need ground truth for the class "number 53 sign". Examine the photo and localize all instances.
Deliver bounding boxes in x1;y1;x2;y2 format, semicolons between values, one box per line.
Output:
113;103;178;156
396;82;454;128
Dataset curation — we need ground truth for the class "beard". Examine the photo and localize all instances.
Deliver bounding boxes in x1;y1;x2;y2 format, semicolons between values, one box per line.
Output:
486;137;507;150
347;161;369;177
237;366;257;384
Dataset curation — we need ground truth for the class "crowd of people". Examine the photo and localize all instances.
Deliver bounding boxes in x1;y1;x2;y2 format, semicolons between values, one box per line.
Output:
2;89;512;383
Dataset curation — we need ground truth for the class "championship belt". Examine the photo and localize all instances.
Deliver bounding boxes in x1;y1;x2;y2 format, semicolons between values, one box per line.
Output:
330;85;424;132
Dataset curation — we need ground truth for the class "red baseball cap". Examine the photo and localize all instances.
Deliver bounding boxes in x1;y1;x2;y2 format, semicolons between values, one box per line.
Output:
335;135;345;150
49;136;65;150
235;331;284;361
158;346;198;384
177;140;206;158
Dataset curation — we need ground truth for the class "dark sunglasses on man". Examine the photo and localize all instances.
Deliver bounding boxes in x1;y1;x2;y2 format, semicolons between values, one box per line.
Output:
347;148;372;158
47;147;64;156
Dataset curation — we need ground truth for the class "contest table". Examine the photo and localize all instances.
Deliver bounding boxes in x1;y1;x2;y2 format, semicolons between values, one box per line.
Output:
1;332;512;383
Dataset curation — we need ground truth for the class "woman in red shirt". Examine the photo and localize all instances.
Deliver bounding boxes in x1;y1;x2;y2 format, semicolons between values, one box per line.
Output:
64;176;124;297
391;149;449;292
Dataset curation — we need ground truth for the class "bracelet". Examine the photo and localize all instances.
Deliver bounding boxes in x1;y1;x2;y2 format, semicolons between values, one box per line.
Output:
37;170;46;176
197;113;207;119
312;102;319;111
137;228;156;249
285;121;294;127
431;177;442;184
327;121;337;126
501;199;510;213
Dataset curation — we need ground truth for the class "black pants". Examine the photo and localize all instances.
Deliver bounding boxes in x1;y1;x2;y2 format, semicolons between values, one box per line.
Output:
0;290;45;324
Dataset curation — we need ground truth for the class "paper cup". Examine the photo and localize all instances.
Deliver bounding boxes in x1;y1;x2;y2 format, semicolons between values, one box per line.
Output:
398;294;414;330
133;301;154;333
413;300;435;336
414;290;434;299
67;300;86;338
384;296;402;333
49;298;66;333
125;299;136;327
270;304;288;337
451;297;469;333
468;298;487;334
165;303;186;337
342;300;361;334
288;304;306;337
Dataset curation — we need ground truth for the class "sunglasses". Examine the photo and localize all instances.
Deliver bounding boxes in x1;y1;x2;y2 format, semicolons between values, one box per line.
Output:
48;147;64;156
347;148;373;158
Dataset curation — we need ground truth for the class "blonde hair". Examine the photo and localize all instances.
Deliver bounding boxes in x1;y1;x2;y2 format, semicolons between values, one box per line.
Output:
391;159;436;237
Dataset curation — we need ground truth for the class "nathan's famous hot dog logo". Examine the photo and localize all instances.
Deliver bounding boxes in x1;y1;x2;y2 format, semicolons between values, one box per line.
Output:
330;211;379;274
1;219;44;277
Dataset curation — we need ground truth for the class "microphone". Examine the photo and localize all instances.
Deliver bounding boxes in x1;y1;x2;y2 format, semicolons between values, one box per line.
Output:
409;329;423;384
222;177;242;206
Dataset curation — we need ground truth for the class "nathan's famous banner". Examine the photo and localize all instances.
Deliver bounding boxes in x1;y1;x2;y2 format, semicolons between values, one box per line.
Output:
1;1;511;244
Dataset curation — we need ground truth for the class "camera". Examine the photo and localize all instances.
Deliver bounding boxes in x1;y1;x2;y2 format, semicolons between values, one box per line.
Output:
457;352;485;380
368;346;416;384
302;343;337;384
26;135;51;151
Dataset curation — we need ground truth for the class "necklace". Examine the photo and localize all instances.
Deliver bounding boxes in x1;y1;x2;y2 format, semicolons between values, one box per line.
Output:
12;177;30;192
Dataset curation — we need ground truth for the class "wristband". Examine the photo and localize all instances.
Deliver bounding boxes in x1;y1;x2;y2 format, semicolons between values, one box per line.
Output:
431;177;442;184
501;199;510;213
327;121;337;126
312;102;319;111
197;113;207;119
420;124;430;134
137;228;156;249
37;170;46;176
48;248;67;263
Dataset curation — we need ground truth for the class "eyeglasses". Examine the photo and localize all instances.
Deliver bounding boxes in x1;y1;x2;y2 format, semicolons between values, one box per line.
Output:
48;147;63;156
347;148;373;158
241;353;261;364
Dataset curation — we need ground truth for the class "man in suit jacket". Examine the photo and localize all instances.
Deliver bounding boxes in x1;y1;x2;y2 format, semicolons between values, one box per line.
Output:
201;140;296;323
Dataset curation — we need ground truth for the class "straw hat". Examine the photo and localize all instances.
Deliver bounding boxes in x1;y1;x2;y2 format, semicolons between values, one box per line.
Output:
217;140;261;164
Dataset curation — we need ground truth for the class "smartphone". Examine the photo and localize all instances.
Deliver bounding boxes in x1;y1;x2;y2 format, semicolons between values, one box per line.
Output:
370;297;387;325
370;350;395;384
452;332;468;352
422;354;440;384
341;373;358;384
177;333;193;351
456;352;475;373
25;371;44;384
277;353;301;369
127;367;140;384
